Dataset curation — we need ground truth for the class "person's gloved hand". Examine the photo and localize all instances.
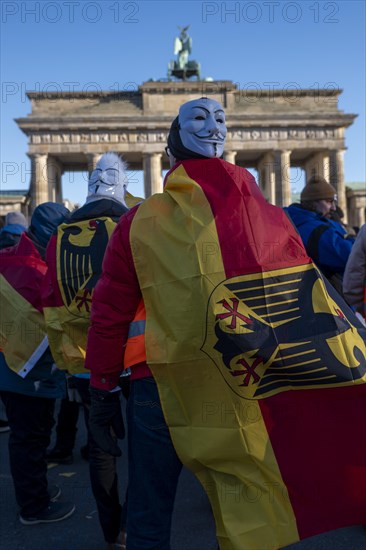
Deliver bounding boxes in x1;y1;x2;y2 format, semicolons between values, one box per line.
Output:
88;387;125;457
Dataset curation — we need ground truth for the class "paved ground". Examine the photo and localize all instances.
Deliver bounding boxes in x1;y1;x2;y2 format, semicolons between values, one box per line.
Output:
0;399;365;550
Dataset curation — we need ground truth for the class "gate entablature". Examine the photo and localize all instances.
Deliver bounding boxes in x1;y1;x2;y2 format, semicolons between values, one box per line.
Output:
15;81;356;216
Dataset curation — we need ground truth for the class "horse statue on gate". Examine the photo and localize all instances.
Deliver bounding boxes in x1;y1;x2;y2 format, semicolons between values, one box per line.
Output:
168;26;201;81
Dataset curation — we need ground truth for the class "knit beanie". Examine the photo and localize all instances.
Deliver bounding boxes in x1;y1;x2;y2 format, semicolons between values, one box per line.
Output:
5;211;27;228
301;176;337;202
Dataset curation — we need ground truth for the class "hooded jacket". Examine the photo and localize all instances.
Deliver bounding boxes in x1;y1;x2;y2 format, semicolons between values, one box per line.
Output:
284;203;354;277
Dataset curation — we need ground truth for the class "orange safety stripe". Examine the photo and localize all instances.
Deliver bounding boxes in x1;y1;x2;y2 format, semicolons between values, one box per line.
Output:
124;300;146;368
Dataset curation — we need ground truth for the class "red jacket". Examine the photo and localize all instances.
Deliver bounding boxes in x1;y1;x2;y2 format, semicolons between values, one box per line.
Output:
85;206;151;390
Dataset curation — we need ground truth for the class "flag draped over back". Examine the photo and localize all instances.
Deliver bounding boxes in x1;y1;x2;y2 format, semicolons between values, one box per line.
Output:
130;159;366;550
43;193;142;374
43;216;118;373
0;234;49;377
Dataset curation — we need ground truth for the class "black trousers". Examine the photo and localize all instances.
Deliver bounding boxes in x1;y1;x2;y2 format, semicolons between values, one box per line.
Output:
74;377;127;543
1;391;55;517
54;396;80;453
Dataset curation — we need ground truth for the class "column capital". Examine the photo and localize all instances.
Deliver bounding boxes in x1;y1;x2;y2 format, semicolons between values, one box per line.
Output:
258;151;275;163
328;148;346;162
27;152;48;159
274;149;291;156
223;150;237;164
143;152;162;159
85;153;102;161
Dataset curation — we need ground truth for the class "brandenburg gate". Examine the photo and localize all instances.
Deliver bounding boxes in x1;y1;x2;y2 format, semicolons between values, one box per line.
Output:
16;80;356;217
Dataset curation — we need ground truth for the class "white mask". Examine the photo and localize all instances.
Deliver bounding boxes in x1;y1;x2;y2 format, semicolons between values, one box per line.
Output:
87;152;128;205
178;98;227;158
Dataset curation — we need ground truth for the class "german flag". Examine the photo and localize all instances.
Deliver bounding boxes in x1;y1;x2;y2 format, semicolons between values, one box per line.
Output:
0;234;49;377
130;159;366;550
42;193;143;374
43;217;118;374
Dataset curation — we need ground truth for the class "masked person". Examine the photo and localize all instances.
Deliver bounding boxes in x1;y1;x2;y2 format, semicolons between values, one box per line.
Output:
42;153;131;549
0;202;75;525
86;99;366;550
86;98;226;548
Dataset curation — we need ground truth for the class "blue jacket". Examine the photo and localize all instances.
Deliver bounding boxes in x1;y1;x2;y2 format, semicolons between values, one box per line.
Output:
284;204;354;276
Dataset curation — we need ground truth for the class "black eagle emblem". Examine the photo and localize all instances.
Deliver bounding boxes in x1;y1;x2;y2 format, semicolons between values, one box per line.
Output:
59;219;109;313
203;265;366;399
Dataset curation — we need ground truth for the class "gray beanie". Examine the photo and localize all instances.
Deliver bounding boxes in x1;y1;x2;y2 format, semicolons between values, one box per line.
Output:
5;211;27;228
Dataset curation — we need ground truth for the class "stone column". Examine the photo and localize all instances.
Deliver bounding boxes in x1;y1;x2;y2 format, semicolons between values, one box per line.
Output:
329;149;346;217
304;151;329;181
354;201;365;228
257;152;276;204
47;157;63;202
223;150;237;164
29;153;49;210
143;153;163;197
86;153;102;176
274;150;291;206
357;206;365;227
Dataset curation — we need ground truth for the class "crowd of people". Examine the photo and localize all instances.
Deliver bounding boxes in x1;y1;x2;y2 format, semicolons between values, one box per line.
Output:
0;97;365;550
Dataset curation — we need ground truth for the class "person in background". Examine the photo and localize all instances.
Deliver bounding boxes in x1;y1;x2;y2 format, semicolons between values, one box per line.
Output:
0;212;29;432
329;204;357;239
0;211;27;249
343;222;366;324
284;175;354;294
45;382;87;464
43;153;131;549
0;202;75;525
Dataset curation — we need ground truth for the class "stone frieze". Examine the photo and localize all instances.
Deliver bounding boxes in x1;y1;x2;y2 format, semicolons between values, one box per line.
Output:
29;128;337;145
